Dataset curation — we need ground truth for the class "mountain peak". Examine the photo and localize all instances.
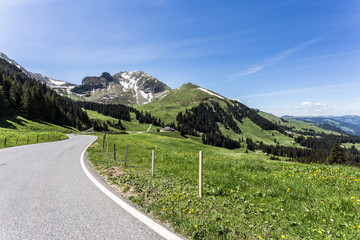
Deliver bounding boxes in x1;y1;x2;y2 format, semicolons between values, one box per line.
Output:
100;72;114;82
70;70;170;105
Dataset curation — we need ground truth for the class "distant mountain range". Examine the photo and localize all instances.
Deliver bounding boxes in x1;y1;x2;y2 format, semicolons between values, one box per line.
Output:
0;52;170;106
284;115;360;136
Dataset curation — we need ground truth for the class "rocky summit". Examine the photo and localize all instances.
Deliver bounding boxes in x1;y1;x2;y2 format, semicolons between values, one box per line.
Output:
69;71;170;105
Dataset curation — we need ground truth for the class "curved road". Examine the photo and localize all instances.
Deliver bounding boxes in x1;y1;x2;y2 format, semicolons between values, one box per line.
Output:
0;135;177;239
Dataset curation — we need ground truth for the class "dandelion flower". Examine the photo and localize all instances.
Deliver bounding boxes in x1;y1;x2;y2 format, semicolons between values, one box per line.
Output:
323;219;326;222
358;225;360;229
318;230;323;234
195;225;198;228
281;235;286;238
258;236;262;239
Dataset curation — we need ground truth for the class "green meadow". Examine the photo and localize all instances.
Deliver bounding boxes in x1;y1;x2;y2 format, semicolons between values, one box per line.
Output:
87;132;360;239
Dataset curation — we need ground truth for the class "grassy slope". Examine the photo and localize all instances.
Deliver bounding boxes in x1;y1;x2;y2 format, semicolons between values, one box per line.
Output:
0;115;70;149
85;109;161;132
88;132;360;239
220;118;296;147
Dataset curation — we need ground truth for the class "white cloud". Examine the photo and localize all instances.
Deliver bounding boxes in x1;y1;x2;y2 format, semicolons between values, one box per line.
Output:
231;36;321;79
296;101;330;115
300;101;327;107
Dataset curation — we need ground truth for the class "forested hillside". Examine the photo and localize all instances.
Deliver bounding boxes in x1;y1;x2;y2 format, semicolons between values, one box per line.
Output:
0;58;91;130
77;101;164;130
175;99;360;165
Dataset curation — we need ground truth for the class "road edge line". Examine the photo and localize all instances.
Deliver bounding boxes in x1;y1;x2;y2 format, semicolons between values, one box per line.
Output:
80;136;183;240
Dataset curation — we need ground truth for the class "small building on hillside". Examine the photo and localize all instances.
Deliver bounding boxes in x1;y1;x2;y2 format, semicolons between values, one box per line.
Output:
160;126;176;132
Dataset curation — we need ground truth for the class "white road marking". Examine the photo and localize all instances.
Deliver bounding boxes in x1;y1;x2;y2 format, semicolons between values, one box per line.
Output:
80;136;183;240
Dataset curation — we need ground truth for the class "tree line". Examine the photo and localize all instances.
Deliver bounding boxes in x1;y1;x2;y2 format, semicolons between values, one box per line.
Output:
77;100;164;129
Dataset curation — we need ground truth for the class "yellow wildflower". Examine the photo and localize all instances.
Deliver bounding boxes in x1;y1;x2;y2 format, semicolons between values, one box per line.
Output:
281;235;286;239
318;230;322;234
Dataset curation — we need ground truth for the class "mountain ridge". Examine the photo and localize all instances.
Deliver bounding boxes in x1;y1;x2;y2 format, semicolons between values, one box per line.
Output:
284;115;360;136
0;51;170;106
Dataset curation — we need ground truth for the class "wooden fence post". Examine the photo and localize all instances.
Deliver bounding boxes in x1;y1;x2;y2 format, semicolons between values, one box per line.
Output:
152;150;155;177
4;138;6;146
16;137;19;144
103;133;106;150
199;151;203;198
124;144;128;167
27;135;29;143
114;143;116;161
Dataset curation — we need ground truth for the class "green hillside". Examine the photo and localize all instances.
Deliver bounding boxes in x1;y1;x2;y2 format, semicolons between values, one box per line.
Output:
220;117;295;147
136;83;227;124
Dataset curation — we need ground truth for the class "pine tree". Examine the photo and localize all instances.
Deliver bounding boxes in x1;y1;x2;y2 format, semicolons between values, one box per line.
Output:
327;141;346;164
0;86;9;115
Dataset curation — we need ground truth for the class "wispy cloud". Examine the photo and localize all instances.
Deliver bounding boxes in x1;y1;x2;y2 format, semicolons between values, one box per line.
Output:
231;36;321;79
238;82;360;99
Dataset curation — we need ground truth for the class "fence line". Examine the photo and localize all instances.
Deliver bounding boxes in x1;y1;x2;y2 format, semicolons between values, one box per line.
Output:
99;140;360;213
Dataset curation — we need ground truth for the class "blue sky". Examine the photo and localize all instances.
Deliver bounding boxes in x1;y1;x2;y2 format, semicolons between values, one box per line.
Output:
1;0;359;116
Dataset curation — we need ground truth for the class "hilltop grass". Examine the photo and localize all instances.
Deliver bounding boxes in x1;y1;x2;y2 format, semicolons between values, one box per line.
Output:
136;83;222;125
87;132;360;239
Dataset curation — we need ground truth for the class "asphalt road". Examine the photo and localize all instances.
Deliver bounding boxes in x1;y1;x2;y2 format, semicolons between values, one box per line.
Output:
0;135;170;240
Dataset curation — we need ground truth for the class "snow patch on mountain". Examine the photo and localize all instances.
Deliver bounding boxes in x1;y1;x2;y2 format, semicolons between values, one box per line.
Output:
198;87;224;99
49;79;67;86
